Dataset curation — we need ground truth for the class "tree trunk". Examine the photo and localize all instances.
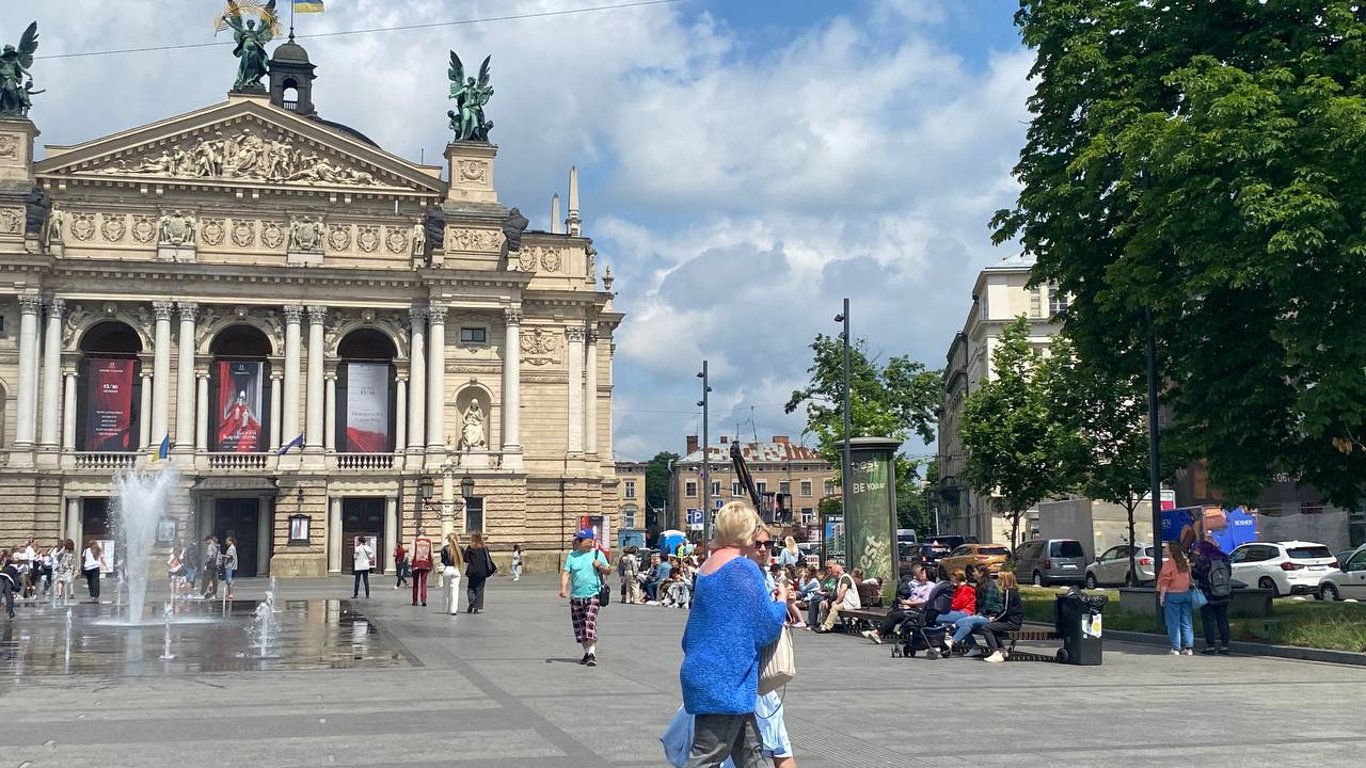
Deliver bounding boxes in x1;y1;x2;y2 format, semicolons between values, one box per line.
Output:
1124;498;1139;587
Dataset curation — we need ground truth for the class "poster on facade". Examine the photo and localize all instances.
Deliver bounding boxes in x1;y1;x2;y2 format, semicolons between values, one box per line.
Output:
215;361;264;452
96;539;116;575
86;358;136;451
345;362;390;452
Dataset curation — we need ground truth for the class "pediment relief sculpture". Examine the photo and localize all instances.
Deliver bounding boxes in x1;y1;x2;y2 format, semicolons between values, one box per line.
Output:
446;226;504;253
289;217;325;252
158;210;196;246
519;326;561;366
75;127;392;188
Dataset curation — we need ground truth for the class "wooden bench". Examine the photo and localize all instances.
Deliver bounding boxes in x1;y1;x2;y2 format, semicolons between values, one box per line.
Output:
838;607;889;634
999;628;1063;662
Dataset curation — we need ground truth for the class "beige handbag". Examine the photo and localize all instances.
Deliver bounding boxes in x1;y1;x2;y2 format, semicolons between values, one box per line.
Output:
758;625;796;695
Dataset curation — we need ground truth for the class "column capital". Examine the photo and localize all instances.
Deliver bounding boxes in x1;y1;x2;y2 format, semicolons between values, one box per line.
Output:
270;372;284;382
306;305;328;324
586;326;599;344
427;305;448;324
177;301;199;321
141;371;154;380
409;307;429;324
325;372;338;382
396;374;409;384
503;306;523;326
197;371;212;380
565;325;585;342
47;297;66;316
283;305;305;324
18;294;42;314
152;301;176;321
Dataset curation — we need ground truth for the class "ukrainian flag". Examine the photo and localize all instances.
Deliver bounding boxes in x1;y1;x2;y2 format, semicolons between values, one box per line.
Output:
294;0;325;12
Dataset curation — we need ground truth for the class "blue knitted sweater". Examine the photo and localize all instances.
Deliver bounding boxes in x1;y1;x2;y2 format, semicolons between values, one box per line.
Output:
680;556;788;715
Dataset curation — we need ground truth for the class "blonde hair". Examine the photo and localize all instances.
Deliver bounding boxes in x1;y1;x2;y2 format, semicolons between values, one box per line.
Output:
446;533;465;569
784;536;798;555
998;571;1018;591
712;501;763;549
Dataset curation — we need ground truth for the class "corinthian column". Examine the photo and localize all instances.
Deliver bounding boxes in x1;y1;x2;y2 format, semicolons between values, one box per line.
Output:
305;305;327;451
39;297;65;449
282;306;303;446
175;302;197;449
426;305;447;452
62;370;77;451
151;301;175;445
196;372;210;452
407;308;427;454
324;372;337;452
566;325;585;454
585;325;598;455
13;295;42;452
501;307;523;465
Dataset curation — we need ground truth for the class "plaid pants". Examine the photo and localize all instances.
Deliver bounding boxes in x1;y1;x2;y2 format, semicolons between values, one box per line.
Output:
570;596;601;643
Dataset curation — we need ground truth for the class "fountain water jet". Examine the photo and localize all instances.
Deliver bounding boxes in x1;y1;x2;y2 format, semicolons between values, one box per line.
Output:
111;467;181;624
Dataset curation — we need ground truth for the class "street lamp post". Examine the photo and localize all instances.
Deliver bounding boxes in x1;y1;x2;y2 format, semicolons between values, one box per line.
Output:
1146;306;1164;618
835;299;853;566
698;361;712;542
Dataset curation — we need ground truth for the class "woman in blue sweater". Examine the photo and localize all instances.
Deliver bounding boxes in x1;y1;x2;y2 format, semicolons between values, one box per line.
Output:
681;502;789;768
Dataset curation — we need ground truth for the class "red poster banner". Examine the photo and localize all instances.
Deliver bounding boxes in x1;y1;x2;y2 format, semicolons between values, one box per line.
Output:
86;358;135;451
215;361;264;452
344;362;390;452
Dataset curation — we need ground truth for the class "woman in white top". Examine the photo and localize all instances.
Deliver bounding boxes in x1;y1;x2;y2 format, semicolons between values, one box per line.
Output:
222;537;238;600
81;539;102;601
53;539;76;603
776;536;801;569
441;533;465;615
352;537;373;599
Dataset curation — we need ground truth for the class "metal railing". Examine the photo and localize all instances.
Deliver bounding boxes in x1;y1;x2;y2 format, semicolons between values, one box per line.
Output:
335;453;394;470
207;453;271;470
73;452;138;470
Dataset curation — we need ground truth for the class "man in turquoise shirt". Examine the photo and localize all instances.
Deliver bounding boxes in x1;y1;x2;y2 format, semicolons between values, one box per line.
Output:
559;529;612;666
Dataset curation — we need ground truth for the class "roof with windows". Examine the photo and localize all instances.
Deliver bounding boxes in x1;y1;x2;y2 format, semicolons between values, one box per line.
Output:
679;439;827;465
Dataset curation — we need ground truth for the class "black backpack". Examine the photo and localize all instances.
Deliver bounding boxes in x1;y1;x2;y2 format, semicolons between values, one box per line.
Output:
1207;559;1233;599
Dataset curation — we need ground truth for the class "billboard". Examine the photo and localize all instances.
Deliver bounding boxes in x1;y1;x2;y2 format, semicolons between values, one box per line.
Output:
85;358;135;451
344;362;390;452
215;361;264;452
845;441;899;589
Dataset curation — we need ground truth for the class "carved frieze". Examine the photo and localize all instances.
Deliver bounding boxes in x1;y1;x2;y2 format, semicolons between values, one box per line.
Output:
458;159;488;183
159;211;196;246
385;227;408;255
87;127;390;188
131;215;157;244
357;226;379;253
520;326;561;366
201;218;225;246
0;206;21;236
0;134;17;160
69;213;95;241
100;213;127;242
261;220;286;250
517;249;537;272
540;246;563;272
289;218;324;252
327;224;351;252
447;227;504;253
231;220;256;248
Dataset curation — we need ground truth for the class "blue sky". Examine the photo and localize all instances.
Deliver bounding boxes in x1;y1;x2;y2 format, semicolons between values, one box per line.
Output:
23;0;1034;460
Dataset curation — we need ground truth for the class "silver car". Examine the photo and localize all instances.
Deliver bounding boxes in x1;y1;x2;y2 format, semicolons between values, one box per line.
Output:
1085;543;1157;587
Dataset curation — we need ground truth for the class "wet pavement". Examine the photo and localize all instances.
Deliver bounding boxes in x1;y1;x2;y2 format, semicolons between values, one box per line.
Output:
0;595;413;676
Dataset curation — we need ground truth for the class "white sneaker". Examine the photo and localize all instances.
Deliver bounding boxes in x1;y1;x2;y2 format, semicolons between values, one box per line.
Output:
943;635;955;652
983;651;1005;663
861;630;882;645
1181;648;1194;656
1169;649;1181;655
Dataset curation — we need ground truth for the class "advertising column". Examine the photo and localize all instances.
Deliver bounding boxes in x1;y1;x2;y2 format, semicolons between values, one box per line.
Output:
840;437;900;600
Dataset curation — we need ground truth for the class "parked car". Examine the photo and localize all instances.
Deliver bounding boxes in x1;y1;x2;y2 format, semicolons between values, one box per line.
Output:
1085;543;1156;587
1011;538;1089;586
1334;549;1356;570
937;543;1011;580
923;535;968;552
1228;541;1339;597
1317;544;1366;601
912;541;954;571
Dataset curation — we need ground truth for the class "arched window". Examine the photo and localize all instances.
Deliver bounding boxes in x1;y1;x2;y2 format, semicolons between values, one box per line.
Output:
210;325;272;453
336;329;397;452
281;78;300;111
77;321;143;452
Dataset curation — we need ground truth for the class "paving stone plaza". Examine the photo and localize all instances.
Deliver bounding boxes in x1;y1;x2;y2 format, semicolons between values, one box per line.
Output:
2;575;1362;767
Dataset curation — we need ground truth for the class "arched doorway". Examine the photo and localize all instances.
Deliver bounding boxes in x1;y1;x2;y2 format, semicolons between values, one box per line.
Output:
335;328;397;453
77;321;143;452
209;325;272;453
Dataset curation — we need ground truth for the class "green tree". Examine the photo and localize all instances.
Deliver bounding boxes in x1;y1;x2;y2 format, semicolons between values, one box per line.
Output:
644;451;679;516
961;316;1066;549
993;0;1366;506
784;333;940;462
896;457;936;535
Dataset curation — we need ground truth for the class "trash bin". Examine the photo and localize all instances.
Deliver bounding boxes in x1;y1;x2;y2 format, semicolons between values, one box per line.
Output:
1054;589;1107;665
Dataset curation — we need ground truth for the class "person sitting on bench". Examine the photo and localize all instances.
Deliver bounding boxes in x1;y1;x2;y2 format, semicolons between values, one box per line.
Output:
981;572;1023;664
815;561;861;632
947;564;1001;656
861;564;933;644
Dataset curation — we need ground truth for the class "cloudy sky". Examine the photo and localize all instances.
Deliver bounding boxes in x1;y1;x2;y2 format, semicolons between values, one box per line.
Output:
21;0;1032;461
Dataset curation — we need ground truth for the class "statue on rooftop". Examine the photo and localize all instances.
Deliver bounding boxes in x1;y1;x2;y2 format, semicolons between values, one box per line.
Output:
0;22;41;117
219;0;279;92
448;51;494;142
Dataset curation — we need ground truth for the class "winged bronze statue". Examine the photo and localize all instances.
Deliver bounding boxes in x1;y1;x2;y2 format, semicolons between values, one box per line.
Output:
0;22;41;117
222;0;277;92
448;51;494;142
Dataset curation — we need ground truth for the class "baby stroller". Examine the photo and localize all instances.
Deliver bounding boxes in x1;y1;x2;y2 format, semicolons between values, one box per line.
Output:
890;608;930;658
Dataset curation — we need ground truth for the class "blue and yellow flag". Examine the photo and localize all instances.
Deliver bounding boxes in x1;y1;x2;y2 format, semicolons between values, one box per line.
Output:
294;0;325;12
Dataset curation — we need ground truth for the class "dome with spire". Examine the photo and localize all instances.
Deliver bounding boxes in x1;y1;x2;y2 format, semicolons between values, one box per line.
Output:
272;38;311;65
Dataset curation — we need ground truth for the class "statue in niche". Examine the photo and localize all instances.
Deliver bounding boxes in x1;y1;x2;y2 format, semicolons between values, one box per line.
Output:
289;218;324;252
458;400;486;451
45;205;64;246
411;222;426;257
159;210;196;247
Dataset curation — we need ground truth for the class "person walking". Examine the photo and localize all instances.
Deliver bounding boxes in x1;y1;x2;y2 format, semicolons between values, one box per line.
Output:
441;533;465;615
222;537;238;600
81;539;103;602
1158;540;1196;656
510;544;524;582
559;529;612;666
410;529;433;607
352;537;374;599
464;533;496;613
183;538;200;596
620;547;642;604
680;502;788;767
0;551;18;618
392;541;409;590
52;539;76;604
200;536;220;599
1193;534;1233;655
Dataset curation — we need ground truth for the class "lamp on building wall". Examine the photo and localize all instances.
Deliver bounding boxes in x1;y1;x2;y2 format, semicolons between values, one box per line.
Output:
460;474;475;500
417;477;434;529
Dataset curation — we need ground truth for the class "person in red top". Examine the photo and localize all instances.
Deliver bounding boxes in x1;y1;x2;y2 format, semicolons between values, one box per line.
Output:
392;542;409;590
935;570;976;651
410;529;434;607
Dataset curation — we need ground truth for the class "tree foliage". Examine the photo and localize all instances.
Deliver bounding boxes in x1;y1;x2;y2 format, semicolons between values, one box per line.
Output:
961;317;1066;548
784;334;940;467
994;0;1366;505
644;451;679;514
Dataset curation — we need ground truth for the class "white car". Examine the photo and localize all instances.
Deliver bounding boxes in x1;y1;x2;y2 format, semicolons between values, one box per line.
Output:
1085;543;1157;587
1317;544;1366;601
1228;540;1339;597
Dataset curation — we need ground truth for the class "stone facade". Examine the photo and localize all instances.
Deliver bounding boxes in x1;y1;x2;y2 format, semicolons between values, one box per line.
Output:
0;50;620;576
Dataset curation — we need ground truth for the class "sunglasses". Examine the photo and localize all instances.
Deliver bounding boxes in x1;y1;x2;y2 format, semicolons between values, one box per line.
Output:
753;537;773;547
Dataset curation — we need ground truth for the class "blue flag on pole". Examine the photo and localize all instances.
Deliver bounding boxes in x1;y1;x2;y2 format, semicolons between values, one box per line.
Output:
157;435;171;461
278;433;305;456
